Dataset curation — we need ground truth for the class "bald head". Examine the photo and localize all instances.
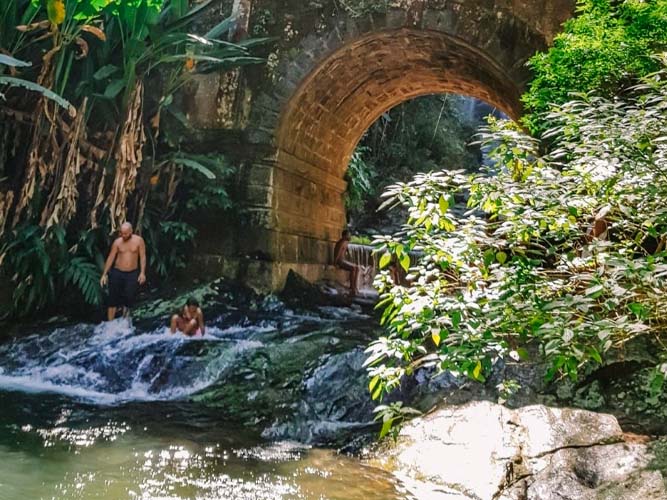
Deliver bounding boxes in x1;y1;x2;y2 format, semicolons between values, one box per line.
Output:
120;222;133;241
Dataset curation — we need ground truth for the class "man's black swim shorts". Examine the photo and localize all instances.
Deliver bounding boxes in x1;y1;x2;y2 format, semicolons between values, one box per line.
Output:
108;268;140;308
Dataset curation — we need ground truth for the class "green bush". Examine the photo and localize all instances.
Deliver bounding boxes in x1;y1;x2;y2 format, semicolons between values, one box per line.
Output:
367;64;667;406
523;0;667;133
0;225;103;316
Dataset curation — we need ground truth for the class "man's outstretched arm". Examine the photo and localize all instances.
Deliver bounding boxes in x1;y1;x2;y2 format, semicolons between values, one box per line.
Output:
100;241;118;286
138;237;147;284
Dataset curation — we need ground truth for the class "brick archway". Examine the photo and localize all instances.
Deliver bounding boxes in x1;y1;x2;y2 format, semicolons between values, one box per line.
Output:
254;29;523;288
192;1;575;290
277;29;522;181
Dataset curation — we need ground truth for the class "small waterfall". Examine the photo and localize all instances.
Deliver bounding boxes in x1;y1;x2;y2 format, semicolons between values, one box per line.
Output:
345;244;425;291
346;243;377;291
0;318;265;405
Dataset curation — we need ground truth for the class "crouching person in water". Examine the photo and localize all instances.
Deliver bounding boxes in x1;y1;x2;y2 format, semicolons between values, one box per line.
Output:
170;297;205;337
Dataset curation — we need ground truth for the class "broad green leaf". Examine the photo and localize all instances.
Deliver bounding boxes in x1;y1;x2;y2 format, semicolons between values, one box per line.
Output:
585;285;604;298
170;157;217;179
0;77;73;112
496;251;507;265
628;302;647;319
450;310;461;329
516;347;530;361
379;418;393;438
368;375;380;392
0;55;31;67
438;195;449;214
93;64;120;80
472;360;482;380
399;253;410;272
205;15;234;39
483;249;495;267
379;252;392;269
104;79;126;99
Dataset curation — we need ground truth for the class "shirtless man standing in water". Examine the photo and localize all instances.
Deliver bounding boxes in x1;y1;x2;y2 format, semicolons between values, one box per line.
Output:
100;222;146;321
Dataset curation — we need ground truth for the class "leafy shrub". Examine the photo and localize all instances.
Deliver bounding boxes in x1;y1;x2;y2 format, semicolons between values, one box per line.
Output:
367;64;667;403
141;153;236;279
348;95;485;230
523;0;667;133
0;225;102;316
345;147;377;213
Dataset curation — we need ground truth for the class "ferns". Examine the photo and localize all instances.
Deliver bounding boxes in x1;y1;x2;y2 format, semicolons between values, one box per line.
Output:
0;225;103;317
62;257;102;306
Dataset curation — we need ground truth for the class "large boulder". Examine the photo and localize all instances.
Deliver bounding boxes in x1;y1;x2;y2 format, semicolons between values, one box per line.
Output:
369;401;666;500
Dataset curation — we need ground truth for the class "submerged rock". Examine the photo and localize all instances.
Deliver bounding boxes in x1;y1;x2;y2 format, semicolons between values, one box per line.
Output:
369;401;667;500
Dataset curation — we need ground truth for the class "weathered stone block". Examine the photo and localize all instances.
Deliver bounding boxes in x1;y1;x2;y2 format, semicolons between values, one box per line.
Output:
246;164;275;186
244;184;273;207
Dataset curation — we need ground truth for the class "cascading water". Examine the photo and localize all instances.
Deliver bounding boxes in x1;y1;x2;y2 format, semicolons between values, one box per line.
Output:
346;243;377;292
0;289;419;499
0;318;265;405
345;244;423;290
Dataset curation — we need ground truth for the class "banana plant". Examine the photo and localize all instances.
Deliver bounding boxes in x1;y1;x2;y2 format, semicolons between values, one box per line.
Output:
0;54;73;111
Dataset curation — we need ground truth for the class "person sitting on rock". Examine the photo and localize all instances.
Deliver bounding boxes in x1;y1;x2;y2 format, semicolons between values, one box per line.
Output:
333;229;359;295
170;297;205;337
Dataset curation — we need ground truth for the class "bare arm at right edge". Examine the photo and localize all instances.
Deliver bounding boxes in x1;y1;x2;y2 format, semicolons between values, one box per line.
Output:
198;308;205;335
100;240;119;286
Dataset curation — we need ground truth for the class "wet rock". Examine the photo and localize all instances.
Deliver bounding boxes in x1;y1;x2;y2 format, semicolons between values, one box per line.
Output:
369;401;666;500
263;349;376;444
280;270;352;309
523;443;665;500
280;270;326;308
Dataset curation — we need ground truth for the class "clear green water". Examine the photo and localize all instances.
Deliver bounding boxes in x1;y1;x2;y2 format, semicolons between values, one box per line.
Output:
0;393;408;500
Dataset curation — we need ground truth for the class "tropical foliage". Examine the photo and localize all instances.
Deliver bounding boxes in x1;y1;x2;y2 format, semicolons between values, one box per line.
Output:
0;0;264;316
345;94;485;231
367;64;667;414
523;0;667;133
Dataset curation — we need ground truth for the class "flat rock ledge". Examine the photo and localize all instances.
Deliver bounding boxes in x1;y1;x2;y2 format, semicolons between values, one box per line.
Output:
368;401;666;500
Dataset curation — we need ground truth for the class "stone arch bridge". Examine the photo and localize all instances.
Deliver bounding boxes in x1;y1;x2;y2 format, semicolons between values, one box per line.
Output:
181;0;574;291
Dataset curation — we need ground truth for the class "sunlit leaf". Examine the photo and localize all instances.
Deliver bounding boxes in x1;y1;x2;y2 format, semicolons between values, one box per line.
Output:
47;0;65;25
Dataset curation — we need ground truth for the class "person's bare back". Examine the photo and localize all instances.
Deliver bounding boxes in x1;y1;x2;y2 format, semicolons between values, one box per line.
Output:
333;229;359;295
333;238;348;266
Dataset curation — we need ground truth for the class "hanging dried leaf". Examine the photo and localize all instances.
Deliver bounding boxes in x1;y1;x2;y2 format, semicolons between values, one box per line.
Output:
90;170;106;229
11;44;62;227
108;81;146;231
42;99;88;229
80;25;106;41
74;37;89;59
15;20;51;32
0;191;14;237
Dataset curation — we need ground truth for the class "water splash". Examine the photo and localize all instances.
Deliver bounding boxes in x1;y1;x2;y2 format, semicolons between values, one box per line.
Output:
0;317;264;405
346;243;377;292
